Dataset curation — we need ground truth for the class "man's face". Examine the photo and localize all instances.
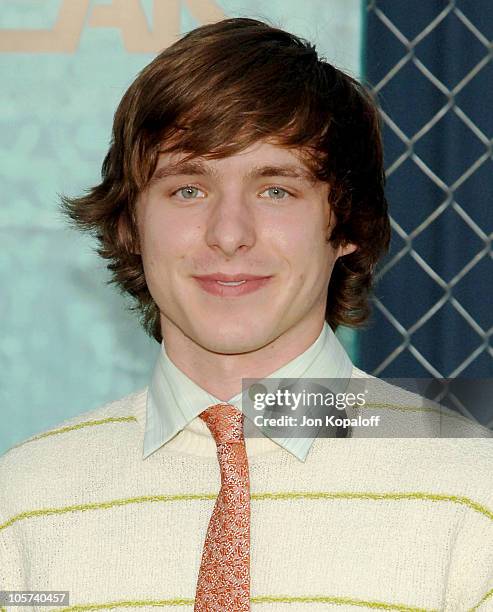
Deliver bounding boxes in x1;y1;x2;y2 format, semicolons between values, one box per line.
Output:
136;140;356;354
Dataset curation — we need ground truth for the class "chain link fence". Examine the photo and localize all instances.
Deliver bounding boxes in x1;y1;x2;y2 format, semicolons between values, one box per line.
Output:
359;1;492;426
361;2;492;370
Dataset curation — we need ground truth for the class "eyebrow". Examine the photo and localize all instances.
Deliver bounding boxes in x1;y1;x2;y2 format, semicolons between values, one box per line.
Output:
149;160;317;185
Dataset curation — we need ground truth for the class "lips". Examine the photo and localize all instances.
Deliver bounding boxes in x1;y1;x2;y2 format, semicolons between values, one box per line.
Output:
194;273;271;282
193;274;272;297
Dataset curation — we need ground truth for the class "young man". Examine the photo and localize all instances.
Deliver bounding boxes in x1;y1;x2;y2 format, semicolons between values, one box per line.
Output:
1;17;492;612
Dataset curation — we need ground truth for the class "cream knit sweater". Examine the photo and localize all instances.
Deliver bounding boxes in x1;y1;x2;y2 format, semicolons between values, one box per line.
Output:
1;371;492;612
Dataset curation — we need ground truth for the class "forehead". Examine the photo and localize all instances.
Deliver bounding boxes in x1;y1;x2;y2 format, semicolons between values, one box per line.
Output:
152;140;318;183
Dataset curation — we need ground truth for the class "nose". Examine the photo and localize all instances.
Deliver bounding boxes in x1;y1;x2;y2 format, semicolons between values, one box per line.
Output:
204;190;256;257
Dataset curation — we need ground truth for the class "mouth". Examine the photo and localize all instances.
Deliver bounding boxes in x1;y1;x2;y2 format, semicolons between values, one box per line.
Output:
192;275;273;297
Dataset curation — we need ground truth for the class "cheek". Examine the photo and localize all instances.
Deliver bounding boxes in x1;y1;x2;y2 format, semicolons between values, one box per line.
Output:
270;216;316;253
289;227;331;264
140;207;191;264
295;235;341;287
278;235;330;290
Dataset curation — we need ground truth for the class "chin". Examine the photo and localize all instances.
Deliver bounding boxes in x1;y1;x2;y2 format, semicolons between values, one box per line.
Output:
197;325;273;355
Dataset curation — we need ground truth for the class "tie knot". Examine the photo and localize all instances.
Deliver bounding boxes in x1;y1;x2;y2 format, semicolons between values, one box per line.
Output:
199;403;245;445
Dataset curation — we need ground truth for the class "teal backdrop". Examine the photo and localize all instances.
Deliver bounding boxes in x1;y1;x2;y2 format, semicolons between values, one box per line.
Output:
0;0;363;455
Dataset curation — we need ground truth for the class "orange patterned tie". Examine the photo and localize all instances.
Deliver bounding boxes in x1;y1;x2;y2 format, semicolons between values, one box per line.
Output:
194;403;251;611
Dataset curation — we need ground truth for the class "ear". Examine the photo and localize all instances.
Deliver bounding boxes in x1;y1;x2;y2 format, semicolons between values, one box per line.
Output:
338;241;357;258
325;207;357;258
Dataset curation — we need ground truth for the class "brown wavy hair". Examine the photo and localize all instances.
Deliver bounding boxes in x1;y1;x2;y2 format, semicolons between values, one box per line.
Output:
60;17;391;344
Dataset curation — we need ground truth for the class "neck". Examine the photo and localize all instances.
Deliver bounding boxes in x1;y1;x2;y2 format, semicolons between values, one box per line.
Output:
160;315;326;401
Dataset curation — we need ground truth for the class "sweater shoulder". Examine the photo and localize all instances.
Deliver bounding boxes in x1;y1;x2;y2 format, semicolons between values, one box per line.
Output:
349;365;493;440
0;387;147;497
346;366;493;490
2;386;146;451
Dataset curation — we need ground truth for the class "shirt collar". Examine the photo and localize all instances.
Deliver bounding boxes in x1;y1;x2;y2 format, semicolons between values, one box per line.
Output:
143;322;353;462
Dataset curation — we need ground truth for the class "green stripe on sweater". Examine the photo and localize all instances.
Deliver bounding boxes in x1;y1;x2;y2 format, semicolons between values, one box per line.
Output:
8;416;138;451
253;594;436;610
43;594;437;612
470;587;493;611
362;402;475;422
1;490;492;532
7;395;482;454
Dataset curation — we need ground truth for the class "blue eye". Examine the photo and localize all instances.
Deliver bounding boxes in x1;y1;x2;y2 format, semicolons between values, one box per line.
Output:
175;186;204;199
261;187;290;200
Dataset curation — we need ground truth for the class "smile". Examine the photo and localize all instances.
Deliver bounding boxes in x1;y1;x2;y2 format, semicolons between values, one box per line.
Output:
194;277;272;297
